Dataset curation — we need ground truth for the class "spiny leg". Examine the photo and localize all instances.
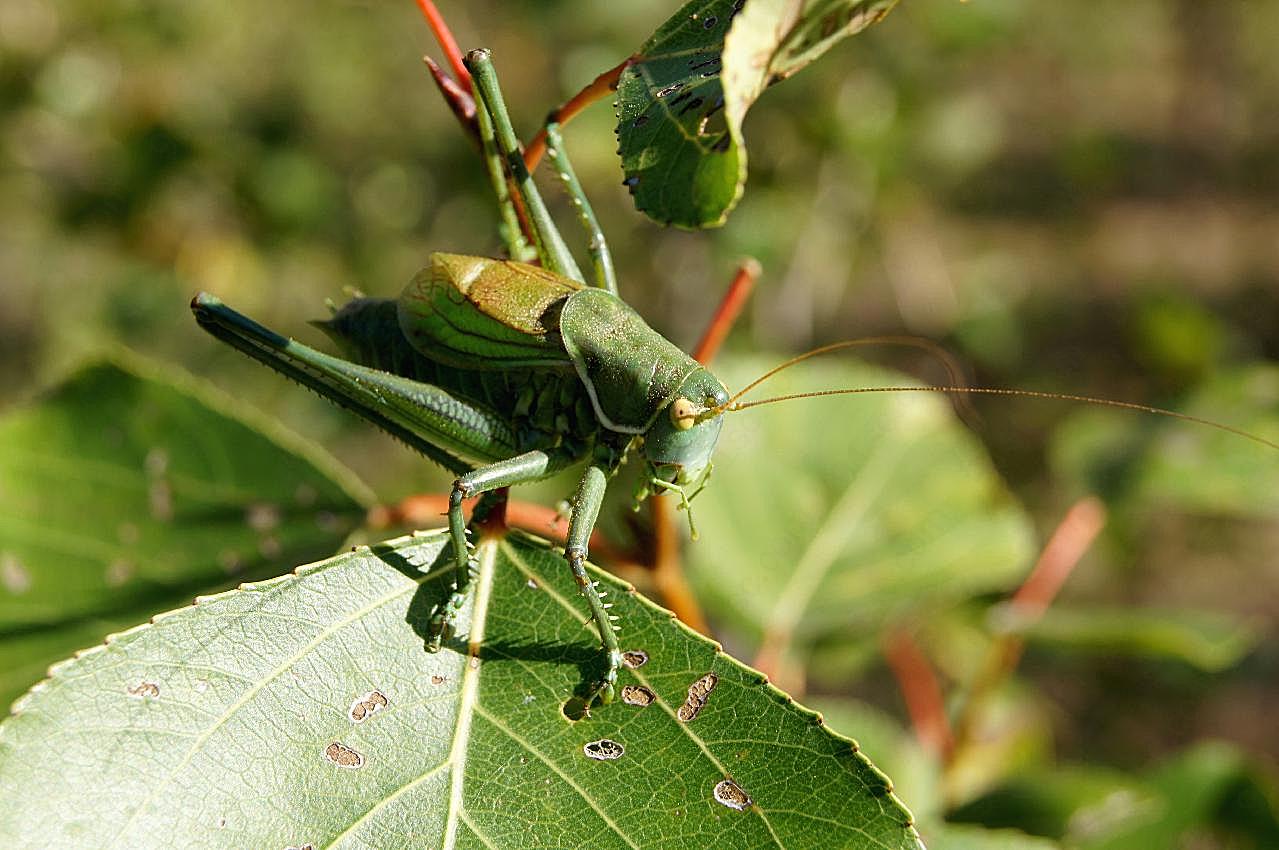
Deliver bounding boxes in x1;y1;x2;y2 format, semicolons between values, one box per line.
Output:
543;121;618;294
430;450;554;649
565;464;622;705
465;48;585;284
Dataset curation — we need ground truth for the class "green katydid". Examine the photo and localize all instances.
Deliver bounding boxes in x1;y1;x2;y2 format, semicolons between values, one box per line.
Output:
193;49;729;706
193;48;1279;710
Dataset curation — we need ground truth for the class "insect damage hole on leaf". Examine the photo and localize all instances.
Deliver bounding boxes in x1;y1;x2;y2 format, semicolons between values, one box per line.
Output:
583;738;626;761
677;671;718;722
620;684;656;707
348;689;389;723
561;695;591;722
126;681;160;699
712;778;752;811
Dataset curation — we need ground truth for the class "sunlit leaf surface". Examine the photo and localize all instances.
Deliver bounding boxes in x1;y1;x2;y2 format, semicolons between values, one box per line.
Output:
0;530;925;849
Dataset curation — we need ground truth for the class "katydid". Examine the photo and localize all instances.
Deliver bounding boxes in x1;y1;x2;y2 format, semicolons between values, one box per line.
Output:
193;49;728;706
192;48;1279;711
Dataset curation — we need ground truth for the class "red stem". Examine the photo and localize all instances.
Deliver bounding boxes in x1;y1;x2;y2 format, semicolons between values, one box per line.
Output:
368;493;630;565
883;627;954;758
413;0;471;93
1009;496;1107;620
693;258;760;366
524;56;636;173
947;496;1107;767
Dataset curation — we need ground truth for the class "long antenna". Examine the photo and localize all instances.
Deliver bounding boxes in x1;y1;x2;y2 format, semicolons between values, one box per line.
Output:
722;337;971;410
727;385;1279;452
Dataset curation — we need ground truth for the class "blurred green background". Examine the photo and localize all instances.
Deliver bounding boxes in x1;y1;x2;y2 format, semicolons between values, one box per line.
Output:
2;0;1278;844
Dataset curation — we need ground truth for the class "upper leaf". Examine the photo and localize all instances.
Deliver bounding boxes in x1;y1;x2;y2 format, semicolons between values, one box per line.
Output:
0;530;925;849
616;0;900;228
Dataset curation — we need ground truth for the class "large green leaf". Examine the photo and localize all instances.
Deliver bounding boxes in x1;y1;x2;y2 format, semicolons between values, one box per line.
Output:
0;356;373;631
951;744;1279;850
616;0;899;228
1051;363;1279;516
0;356;373;707
948;765;1163;846
1013;605;1260;672
0;530;925;849
686;358;1034;674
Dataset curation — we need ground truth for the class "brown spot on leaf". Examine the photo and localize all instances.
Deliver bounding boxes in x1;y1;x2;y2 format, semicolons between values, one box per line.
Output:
324;741;364;769
349;689;389;723
677;672;718;722
620;685;655;707
1;552;31;594
105;559;134;587
257;535;282;559
246;503;281;533
127;681;160;699
620;649;648;669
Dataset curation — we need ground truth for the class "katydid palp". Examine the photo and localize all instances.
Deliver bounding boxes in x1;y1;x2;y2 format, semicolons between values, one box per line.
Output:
192;49;730;706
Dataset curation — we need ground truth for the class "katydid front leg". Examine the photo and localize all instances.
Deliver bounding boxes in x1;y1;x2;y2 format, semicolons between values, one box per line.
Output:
436;454;622;706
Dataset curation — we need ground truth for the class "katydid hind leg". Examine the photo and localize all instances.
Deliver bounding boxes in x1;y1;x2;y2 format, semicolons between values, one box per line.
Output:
565;464;623;705
465;48;584;284
473;74;535;263
429;450;555;650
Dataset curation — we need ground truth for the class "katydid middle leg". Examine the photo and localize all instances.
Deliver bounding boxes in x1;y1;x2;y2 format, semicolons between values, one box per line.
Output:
437;453;623;705
432;449;555;649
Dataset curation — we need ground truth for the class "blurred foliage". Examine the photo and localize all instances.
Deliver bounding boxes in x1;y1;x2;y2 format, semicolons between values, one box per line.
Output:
2;0;1278;846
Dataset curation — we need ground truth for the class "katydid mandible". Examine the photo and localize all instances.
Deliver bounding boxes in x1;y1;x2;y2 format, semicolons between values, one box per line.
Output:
192;49;728;706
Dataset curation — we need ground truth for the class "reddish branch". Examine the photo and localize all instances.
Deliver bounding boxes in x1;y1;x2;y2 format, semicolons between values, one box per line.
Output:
883;628;954;757
692;259;760;365
368;493;629;565
413;0;471;93
1009;497;1107;621
523;56;636;173
649;498;712;635
947;496;1107;763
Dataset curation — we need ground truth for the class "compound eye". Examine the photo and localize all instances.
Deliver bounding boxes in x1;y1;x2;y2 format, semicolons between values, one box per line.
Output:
670;397;698;430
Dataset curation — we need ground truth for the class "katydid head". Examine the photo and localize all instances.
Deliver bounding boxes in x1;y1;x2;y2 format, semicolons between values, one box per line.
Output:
637;368;729;521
